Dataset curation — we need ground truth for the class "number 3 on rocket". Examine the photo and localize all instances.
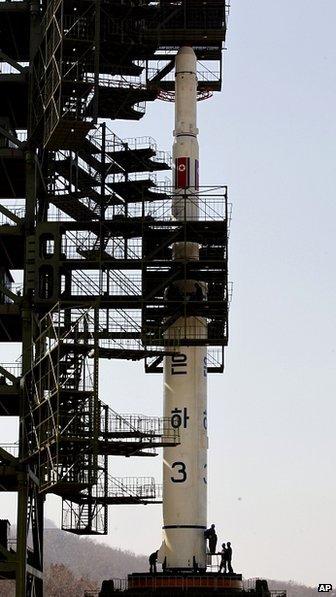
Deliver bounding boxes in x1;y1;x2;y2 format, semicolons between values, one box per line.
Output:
171;461;187;483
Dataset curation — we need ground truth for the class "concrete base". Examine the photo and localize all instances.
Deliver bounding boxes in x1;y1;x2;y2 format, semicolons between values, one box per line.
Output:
126;572;243;594
97;574;285;596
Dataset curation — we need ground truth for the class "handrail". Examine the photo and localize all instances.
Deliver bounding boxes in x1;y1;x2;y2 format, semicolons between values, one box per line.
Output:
0;443;19;457
147;66;220;84
99;475;160;501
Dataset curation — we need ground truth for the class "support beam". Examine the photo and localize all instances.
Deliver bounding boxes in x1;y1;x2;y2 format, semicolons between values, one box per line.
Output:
0;125;25;149
0;51;27;74
0;204;23;225
0;282;21;304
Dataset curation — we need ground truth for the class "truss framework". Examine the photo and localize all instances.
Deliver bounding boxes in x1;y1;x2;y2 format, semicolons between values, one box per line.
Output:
0;1;229;594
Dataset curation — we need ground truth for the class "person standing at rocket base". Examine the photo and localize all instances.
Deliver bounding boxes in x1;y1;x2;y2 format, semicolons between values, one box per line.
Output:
159;46;209;571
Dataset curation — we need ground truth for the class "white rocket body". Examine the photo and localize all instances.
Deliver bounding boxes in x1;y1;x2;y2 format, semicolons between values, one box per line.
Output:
160;47;208;571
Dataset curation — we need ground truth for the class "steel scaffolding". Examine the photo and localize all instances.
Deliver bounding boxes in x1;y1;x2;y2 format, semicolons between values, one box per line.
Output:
0;1;229;594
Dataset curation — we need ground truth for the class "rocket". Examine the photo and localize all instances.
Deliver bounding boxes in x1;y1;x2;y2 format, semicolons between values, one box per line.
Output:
160;47;208;571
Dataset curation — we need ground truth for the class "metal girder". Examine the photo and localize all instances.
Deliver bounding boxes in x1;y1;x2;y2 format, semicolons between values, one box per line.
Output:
0;204;23;225
0;2;228;594
0;125;25;149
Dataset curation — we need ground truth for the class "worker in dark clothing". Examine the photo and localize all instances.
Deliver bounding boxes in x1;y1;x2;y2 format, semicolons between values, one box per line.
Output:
99;580;114;596
194;282;204;301
219;543;226;573
225;542;233;573
149;550;159;574
166;283;183;302
189;282;204;303
204;524;217;555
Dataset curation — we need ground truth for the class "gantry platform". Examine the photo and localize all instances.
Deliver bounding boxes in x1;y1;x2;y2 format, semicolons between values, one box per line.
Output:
126;572;243;594
0;0;231;593
87;576;286;597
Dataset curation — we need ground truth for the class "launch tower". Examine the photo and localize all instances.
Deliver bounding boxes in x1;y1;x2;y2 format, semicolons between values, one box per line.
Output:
0;1;231;596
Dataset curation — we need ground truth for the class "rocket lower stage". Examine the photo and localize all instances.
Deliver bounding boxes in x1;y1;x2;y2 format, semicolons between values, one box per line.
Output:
162;340;208;570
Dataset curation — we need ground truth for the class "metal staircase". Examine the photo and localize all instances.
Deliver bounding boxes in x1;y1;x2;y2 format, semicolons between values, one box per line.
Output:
0;0;229;593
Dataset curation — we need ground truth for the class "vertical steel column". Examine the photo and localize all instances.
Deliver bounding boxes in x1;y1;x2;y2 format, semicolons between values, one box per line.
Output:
16;0;45;592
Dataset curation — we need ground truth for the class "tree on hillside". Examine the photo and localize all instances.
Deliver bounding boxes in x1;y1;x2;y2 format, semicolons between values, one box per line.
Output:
44;564;98;597
44;527;147;583
0;581;14;597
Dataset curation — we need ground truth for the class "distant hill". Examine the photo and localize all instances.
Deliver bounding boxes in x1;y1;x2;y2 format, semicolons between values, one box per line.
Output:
249;578;336;597
44;522;148;583
1;524;333;596
43;524;334;596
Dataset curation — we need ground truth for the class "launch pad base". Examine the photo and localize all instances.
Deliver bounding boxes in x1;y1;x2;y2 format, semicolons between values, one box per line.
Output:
126;572;243;594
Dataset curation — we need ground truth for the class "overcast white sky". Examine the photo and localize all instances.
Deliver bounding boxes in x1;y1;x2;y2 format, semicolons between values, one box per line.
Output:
1;0;336;588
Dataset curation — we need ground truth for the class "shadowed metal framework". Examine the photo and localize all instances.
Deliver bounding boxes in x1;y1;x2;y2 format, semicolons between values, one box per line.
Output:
0;1;229;595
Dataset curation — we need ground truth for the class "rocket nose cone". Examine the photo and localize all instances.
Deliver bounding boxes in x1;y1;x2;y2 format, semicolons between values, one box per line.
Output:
177;46;196;58
176;46;197;73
